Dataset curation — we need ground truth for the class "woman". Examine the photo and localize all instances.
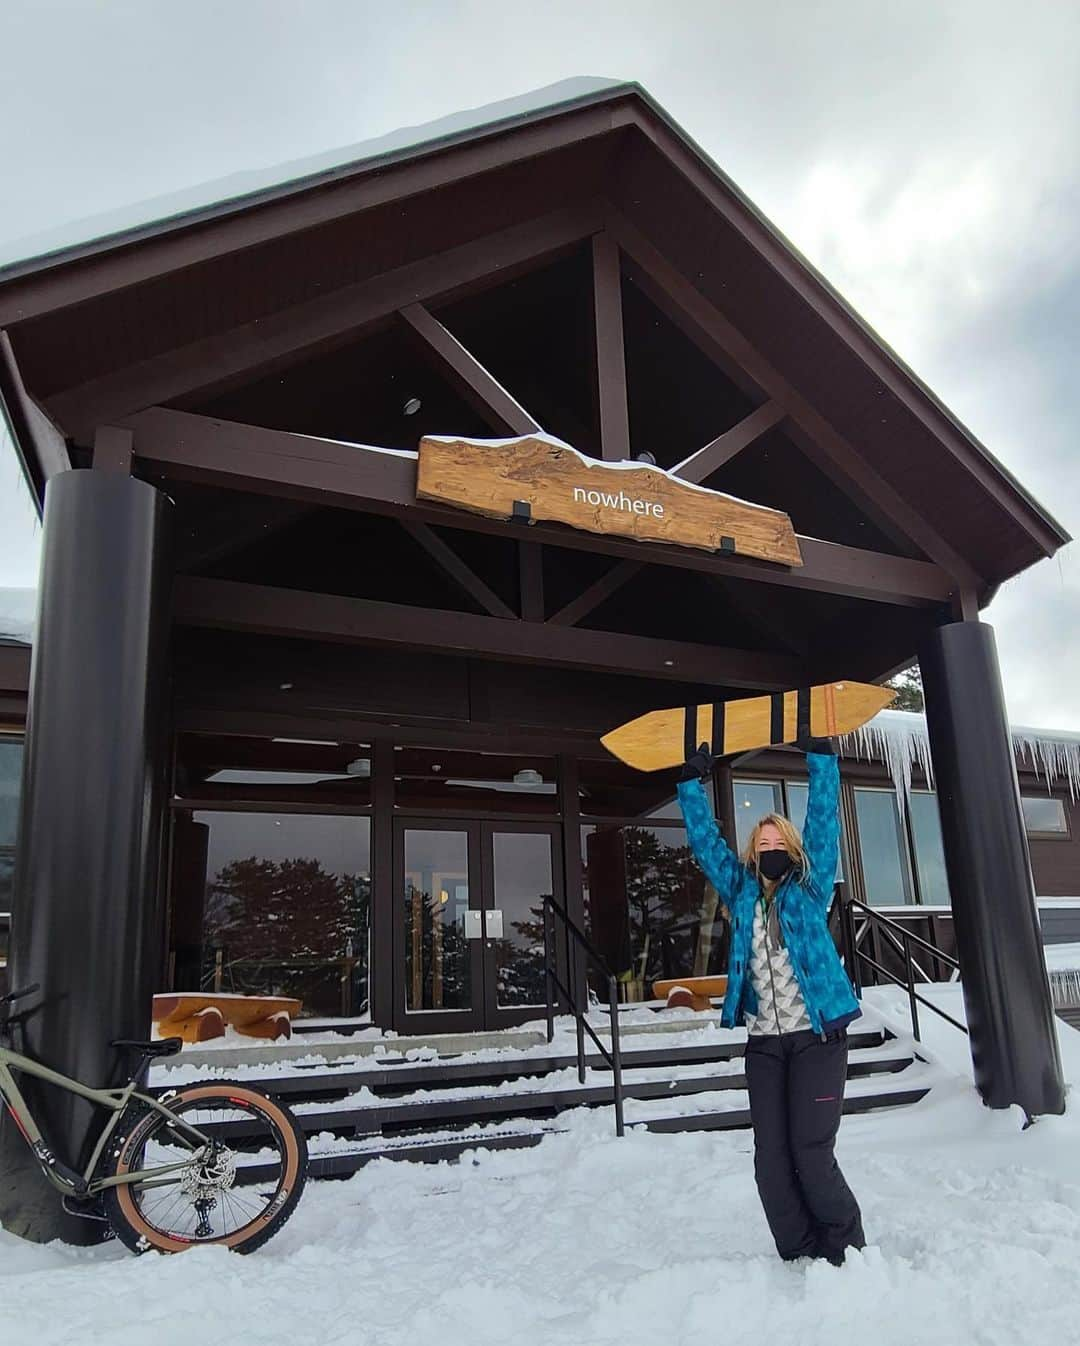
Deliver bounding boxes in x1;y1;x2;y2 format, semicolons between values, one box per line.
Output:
677;735;865;1266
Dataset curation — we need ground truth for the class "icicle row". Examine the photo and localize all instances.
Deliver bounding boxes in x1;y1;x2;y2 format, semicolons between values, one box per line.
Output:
841;709;1080;816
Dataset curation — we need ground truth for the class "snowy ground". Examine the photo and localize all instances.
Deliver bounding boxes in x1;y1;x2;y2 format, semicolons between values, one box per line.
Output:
6;1003;1080;1345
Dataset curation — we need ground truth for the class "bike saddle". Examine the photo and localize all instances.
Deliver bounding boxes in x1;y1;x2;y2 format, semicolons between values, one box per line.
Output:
111;1037;183;1060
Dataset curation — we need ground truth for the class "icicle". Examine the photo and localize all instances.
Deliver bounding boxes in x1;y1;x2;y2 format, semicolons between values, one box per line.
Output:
840;710;1080;817
1048;968;1080;1009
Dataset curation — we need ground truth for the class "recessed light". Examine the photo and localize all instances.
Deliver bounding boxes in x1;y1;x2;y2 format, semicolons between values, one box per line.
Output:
663;660;674;667
403;397;422;416
279;682;294;690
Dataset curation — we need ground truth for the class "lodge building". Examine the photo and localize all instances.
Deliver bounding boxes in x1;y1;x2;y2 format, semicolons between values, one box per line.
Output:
0;80;1071;1234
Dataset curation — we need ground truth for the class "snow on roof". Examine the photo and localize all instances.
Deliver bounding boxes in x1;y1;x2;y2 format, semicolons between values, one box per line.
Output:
844;708;1080;814
0;588;34;645
0;77;628;276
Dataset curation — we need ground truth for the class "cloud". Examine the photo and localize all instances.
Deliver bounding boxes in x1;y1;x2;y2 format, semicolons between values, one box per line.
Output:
0;0;1077;725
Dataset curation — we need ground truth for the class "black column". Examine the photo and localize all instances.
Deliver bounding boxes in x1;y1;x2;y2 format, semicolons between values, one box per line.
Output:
920;620;1064;1116
0;470;173;1244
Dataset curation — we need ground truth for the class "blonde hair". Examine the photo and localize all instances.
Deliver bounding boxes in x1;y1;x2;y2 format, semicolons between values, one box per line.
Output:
740;813;809;883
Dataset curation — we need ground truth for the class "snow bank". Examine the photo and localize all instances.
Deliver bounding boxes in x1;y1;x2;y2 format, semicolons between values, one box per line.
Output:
7;1004;1080;1344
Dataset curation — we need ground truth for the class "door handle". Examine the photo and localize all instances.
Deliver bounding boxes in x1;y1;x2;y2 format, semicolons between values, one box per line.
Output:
462;910;483;940
485;909;504;938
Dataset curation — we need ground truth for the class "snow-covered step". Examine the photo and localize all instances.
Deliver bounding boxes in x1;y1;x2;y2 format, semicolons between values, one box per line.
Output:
159;1027;895;1104
196;1041;921;1151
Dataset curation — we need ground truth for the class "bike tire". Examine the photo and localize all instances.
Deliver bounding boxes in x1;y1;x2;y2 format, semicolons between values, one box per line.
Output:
100;1080;308;1255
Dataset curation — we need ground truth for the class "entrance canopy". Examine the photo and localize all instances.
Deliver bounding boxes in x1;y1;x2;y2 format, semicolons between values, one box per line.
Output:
0;78;1068;696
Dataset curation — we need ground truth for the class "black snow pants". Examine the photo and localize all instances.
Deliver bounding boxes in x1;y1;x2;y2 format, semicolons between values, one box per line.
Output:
744;1027;865;1263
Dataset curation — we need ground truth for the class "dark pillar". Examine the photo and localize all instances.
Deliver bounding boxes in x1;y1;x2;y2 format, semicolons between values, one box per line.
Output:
0;470;173;1243
920;620;1064;1116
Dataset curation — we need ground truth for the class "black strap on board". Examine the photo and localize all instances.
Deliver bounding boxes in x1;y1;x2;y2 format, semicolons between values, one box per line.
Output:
711;702;726;756
796;687;811;744
684;704;698;760
769;693;785;746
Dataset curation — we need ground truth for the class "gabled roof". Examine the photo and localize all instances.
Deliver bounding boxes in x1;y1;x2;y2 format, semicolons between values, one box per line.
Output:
0;79;1068;592
0;78;626;279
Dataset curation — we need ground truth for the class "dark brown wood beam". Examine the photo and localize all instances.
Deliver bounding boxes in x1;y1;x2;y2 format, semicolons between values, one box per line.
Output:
49;203;603;441
0;644;31;695
174;575;803;690
124;407;954;608
608;209;983;589
672;402;784;485
549;560;642;626
518;542;544;621
399;302;539;436
0;329;68;503
591;232;631;460
402;521;516;619
0;104;633;327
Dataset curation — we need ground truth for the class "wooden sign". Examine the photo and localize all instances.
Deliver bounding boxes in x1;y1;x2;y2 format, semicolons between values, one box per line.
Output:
416;434;802;565
602;681;897;772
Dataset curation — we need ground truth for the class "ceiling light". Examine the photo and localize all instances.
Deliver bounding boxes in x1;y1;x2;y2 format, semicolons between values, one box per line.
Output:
403;396;422;416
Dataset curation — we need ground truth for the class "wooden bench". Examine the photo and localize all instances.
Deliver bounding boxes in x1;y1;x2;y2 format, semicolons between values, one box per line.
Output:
152;993;303;1044
651;976;728;1012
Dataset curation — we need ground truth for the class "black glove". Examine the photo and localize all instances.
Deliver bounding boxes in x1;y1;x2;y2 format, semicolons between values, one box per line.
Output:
796;732;837;756
679;741;715;781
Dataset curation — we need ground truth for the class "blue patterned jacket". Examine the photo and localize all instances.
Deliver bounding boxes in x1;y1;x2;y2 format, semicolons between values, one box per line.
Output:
676;753;860;1035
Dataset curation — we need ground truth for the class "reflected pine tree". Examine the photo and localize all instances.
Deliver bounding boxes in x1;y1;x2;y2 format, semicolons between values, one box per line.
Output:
202;856;370;1017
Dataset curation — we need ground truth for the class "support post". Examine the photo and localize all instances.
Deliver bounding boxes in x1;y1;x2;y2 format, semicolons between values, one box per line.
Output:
0;470;173;1244
919;619;1064;1115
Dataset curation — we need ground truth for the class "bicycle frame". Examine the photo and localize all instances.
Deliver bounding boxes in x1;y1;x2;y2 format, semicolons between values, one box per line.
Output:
0;1042;214;1198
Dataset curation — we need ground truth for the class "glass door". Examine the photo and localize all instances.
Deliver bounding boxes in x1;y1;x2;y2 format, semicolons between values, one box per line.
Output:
395;820;485;1033
393;819;565;1033
480;823;564;1030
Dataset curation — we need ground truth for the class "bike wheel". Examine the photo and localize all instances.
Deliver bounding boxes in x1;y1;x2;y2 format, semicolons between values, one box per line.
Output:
101;1081;308;1254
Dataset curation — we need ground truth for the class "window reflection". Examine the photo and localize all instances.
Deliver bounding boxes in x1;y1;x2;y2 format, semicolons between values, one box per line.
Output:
582;824;723;1000
853;789;913;905
172;810;371;1018
910;791;949;904
1022;796;1069;835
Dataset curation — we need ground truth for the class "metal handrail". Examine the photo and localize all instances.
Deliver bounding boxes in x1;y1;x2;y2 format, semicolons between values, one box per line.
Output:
837;890;967;1041
542;896;625;1137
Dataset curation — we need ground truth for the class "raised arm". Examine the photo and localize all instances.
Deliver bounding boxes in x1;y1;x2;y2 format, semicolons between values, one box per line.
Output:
677;772;742;911
801;750;841;904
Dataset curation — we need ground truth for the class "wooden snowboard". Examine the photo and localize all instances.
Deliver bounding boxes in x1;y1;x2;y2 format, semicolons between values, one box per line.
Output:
601;681;896;772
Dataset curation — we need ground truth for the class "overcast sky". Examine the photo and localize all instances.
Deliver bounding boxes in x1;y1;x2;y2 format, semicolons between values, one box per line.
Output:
1;0;1078;727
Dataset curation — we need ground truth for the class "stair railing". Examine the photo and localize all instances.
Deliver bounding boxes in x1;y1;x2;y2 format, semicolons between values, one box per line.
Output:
835;886;967;1041
542;896;625;1137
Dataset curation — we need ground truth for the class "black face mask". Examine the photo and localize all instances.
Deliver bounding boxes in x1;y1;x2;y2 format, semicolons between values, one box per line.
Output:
757;850;793;882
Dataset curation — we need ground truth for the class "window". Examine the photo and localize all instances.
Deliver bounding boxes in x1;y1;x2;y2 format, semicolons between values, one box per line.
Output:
173;810;372;1019
1022;796;1069;837
733;778;843;881
733;780;783;854
853;788;914;906
581;823;719;998
909;791;949;904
